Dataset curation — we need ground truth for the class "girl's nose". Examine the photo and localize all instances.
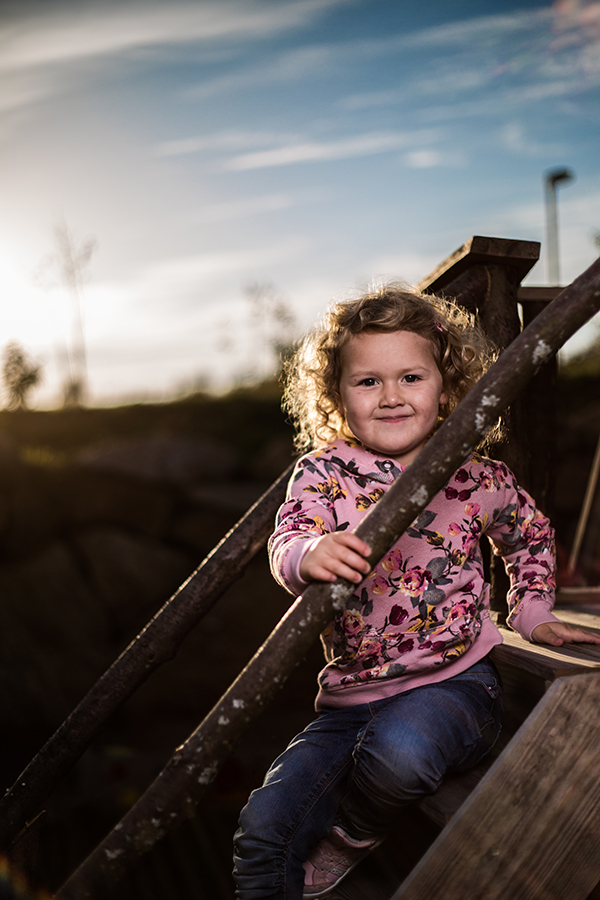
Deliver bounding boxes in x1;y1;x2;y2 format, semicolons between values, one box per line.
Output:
381;384;403;406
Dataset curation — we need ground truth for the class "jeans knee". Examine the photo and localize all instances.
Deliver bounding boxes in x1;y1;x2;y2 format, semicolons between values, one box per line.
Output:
353;728;444;807
236;786;286;854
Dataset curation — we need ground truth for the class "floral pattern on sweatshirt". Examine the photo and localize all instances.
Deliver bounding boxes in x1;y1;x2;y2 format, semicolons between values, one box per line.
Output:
268;441;556;699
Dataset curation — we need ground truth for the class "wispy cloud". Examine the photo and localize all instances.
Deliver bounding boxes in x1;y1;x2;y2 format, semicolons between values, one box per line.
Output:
549;0;600;73
184;14;538;101
185;41;349;98
154;129;301;157
123;238;308;308
225;130;438;170
399;10;545;50
339;3;600;117
499;121;566;157
0;0;350;71
188;195;294;225
404;148;465;168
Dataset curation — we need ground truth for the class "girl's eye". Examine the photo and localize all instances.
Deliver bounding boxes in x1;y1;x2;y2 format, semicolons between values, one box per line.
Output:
359;377;378;387
403;374;420;384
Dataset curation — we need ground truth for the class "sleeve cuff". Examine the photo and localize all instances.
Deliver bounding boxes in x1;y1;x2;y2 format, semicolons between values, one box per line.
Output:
508;597;561;642
281;536;321;596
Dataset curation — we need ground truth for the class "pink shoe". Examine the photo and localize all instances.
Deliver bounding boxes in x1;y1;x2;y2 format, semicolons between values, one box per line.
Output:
303;825;382;897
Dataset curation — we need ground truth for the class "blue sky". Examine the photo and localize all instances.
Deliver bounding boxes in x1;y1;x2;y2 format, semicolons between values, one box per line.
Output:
1;0;599;406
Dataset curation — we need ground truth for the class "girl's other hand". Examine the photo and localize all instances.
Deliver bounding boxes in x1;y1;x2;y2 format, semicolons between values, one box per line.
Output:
531;621;600;647
300;533;371;584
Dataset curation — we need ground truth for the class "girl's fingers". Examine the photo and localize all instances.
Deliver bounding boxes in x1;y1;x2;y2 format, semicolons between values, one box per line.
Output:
533;622;600;645
342;535;371;558
300;532;372;583
306;551;370;583
311;564;363;584
566;627;600;644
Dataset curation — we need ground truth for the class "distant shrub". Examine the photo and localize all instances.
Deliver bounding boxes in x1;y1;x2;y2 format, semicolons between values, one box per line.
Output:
2;341;43;410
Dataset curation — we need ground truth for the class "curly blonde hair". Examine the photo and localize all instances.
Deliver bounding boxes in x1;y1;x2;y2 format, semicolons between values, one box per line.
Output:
282;283;496;451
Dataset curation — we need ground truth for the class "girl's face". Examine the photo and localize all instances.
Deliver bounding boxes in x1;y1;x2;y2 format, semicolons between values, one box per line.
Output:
338;330;447;467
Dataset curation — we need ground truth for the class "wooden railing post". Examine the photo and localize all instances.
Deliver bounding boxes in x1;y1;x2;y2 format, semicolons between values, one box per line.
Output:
418;235;541;490
418;236;542;618
55;256;600;900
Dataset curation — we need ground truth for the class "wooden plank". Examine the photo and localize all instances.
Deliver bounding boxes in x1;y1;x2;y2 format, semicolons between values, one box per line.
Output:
391;672;600;900
418;236;540;294
518;286;564;303
557;587;600;606
416;762;493;828
492;626;600;682
554;607;600;629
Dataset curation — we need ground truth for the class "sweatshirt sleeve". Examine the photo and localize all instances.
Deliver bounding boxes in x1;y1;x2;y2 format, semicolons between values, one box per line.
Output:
483;461;559;641
268;453;340;596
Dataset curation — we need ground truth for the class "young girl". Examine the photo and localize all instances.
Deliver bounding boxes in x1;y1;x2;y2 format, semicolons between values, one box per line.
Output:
233;285;599;900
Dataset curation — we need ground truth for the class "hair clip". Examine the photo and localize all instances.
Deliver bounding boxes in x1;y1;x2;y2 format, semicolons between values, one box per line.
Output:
434;321;444;333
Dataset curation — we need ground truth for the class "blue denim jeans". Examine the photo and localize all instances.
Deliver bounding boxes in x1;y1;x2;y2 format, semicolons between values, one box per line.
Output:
233;656;503;900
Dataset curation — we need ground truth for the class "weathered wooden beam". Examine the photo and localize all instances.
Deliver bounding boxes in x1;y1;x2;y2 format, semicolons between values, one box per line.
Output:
418;235;540;294
55;255;600;899
423;238;548;614
493;623;600;681
557;586;600;605
0;463;294;848
518;285;563;304
391;672;600;900
421;238;540;490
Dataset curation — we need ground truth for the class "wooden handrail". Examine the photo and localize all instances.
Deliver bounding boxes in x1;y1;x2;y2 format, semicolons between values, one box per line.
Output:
56;255;600;899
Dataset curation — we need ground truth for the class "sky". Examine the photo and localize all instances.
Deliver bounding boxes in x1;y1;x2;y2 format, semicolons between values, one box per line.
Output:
1;0;599;407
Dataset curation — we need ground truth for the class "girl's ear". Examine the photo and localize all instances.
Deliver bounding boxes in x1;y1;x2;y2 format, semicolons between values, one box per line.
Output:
439;388;449;407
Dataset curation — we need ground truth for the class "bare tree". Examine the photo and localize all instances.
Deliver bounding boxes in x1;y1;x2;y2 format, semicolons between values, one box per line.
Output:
2;341;42;410
35;221;97;406
244;281;296;380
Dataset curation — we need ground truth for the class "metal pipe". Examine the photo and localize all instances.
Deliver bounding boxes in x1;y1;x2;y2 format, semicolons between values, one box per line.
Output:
544;167;575;285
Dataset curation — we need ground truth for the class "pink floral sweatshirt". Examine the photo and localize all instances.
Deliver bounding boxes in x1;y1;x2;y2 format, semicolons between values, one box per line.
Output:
269;440;559;710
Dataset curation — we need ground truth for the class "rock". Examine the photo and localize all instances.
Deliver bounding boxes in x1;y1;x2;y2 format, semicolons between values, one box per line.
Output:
52;465;176;539
0;541;109;729
72;528;194;640
76;434;240;484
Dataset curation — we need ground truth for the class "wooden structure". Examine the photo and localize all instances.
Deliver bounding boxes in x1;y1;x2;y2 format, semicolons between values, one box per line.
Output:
329;610;600;899
4;237;600;899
